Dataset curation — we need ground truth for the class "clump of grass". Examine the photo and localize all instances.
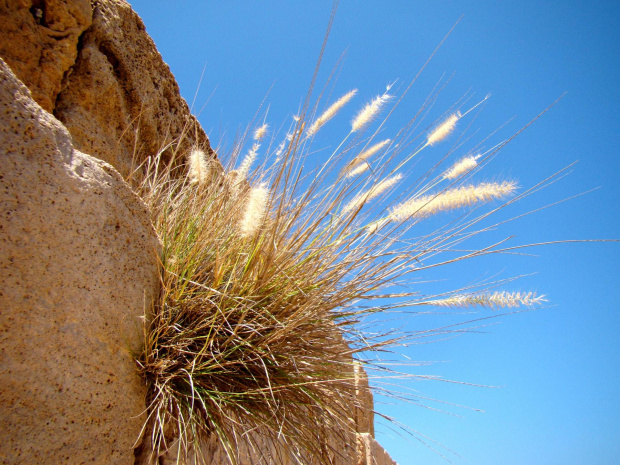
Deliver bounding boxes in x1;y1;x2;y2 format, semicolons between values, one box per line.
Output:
134;77;552;464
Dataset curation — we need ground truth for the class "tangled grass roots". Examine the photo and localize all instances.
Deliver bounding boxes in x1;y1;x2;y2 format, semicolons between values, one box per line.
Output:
133;82;546;464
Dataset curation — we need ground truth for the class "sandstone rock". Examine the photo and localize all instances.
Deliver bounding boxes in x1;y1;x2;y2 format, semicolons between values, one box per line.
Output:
0;57;160;464
354;361;375;437
357;434;399;465
0;0;92;113
0;0;214;179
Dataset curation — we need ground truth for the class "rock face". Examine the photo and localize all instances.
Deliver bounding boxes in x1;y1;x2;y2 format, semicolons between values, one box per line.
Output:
357;434;399;465
0;0;214;179
0;57;160;464
0;0;92;113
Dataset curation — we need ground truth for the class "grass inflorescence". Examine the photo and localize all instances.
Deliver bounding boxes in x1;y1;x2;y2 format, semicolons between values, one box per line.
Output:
133;72;553;463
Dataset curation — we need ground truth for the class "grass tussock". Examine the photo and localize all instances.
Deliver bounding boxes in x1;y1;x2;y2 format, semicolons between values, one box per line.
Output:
133;76;552;464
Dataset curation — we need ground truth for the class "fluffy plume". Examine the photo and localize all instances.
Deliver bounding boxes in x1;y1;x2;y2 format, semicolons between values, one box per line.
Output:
390;181;517;221
254;124;269;141
343;139;391;175
346;162;370;178
188;149;211;185
306;89;357;137
274;132;294;161
351;92;392;133
238;143;260;178
239;183;269;238
429;291;546;308
427;112;461;146
365;218;390;235
342;174;402;214
443;154;481;180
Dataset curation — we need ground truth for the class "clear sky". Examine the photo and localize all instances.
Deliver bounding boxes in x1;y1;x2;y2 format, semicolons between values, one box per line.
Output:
129;2;620;464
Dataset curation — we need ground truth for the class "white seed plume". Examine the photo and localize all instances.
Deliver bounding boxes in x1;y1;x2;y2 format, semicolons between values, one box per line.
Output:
239;183;269;238
346;162;370;178
427;112;461;146
429;291;546;308
238;143;259;178
274;132;294;162
188;149;210;185
443;154;481;180
306;89;357;137
343;139;391;175
351;92;392;133
390;181;517;221
253;124;269;141
365;218;390;235
342;174;402;214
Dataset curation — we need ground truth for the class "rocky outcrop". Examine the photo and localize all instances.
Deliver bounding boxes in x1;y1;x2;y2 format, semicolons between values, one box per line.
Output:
0;0;214;179
0;57;160;464
0;0;92;113
357;434;399;465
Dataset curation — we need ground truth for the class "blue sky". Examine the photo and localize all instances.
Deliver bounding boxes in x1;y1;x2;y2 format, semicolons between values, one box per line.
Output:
129;2;620;464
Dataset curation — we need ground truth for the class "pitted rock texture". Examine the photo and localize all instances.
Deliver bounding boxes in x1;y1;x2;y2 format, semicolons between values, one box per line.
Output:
0;57;160;464
0;0;92;113
0;0;214;179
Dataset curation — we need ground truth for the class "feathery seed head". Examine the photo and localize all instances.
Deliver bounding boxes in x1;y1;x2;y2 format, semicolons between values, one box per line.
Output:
346;162;370;178
343;139;391;175
342;174;402;214
187;149;211;185
443;154;481;180
254;124;269;141
430;291;546;308
239;183;269;238
390;180;517;221
427;112;461;146
365;218;390;235
307;89;357;137
238;142;260;178
351;92;392;133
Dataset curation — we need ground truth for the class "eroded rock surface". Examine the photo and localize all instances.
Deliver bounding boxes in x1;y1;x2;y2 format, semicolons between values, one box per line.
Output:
0;57;160;464
0;0;214;179
0;0;92;113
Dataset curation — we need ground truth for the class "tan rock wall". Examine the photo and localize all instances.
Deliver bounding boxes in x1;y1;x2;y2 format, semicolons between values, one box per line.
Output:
0;0;215;179
0;57;160;464
357;434;398;465
0;0;92;113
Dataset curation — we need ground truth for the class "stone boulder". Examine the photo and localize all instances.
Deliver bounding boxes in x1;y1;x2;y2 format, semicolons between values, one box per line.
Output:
0;0;215;179
0;57;160;464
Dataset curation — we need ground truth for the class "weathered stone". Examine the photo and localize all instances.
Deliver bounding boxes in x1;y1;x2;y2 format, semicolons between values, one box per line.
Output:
354;361;375;437
357;433;399;465
0;57;160;464
0;0;214;179
0;0;93;113
54;0;214;178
